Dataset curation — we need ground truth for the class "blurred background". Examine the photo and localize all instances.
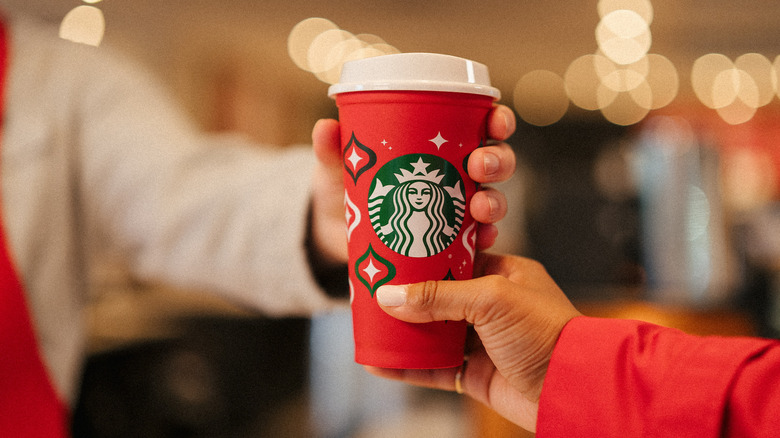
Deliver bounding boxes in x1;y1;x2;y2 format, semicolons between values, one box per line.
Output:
4;0;780;436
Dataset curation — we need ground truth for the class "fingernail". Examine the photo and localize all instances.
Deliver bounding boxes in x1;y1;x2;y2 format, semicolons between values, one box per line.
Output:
486;194;497;219
483;152;499;177
376;285;407;307
501;107;515;135
502;110;512;132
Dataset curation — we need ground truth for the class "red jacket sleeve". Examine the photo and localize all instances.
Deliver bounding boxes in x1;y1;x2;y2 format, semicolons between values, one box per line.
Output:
536;316;780;438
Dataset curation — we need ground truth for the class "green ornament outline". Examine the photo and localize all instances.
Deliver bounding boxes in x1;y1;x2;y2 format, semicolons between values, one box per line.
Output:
354;244;396;298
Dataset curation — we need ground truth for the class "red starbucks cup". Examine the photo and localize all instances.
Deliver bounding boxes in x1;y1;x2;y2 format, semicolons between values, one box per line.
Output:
328;53;501;369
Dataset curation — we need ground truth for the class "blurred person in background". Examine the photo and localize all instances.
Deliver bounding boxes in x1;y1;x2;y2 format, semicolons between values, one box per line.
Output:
0;11;517;437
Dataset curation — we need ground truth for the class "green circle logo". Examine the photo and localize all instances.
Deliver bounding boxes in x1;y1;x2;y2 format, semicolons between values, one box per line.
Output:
368;154;466;257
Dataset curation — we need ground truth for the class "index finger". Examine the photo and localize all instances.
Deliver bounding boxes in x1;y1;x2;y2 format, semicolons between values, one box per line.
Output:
311;118;342;166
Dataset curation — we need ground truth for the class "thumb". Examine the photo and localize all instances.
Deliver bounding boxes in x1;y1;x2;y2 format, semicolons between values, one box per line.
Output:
375;279;486;324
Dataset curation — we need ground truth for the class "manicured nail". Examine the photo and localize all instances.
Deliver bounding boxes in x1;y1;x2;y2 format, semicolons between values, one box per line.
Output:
483;152;499;177
376;285;407;307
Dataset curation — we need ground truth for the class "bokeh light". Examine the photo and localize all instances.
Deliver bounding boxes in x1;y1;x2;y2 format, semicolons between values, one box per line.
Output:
596;9;651;65
288;18;339;72
711;68;759;110
564;50;676;124
691;53;735;109
691;52;778;123
565;54;617;110
513;70;569;126
292;8;776;128
355;33;386;46
642;54;679;109
598;0;654;25
307;29;355;74
716;94;758;125
601;67;646;93
559;2;679;125
288;18;401;84
59;5;105;47
314;36;365;84
367;44;401;56
599;81;651;125
735;53;775;107
627;76;653;109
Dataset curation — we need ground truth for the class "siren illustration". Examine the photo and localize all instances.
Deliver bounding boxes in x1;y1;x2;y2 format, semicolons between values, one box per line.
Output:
369;154;466;257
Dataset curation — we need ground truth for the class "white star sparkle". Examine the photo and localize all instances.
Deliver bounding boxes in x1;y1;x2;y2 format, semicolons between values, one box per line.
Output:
347;147;363;170
362;259;382;282
429;132;448;150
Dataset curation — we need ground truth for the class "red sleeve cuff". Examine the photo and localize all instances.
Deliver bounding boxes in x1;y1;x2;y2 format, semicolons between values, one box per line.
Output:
536;316;774;437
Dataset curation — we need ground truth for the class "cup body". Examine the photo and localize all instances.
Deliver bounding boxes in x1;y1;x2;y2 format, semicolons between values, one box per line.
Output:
331;53;499;369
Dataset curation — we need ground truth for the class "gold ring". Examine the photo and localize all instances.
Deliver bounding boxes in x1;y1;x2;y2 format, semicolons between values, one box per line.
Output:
454;355;469;394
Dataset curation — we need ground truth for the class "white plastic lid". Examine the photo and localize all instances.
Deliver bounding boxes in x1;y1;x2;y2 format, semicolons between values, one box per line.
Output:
328;52;501;100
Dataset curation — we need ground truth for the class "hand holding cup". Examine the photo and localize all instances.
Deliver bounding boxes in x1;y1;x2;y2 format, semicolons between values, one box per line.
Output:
325;53;512;368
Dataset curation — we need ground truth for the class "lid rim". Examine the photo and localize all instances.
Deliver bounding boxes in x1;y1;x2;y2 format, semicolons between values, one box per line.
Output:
328;52;501;100
327;81;501;100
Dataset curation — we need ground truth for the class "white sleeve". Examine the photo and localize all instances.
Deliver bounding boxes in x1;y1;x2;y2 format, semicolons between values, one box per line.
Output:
75;42;337;316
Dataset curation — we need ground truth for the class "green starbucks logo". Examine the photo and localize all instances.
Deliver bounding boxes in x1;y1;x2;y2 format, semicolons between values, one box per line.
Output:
369;154;466;257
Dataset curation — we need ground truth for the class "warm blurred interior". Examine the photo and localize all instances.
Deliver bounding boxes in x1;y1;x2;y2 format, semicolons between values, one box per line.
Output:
4;0;780;436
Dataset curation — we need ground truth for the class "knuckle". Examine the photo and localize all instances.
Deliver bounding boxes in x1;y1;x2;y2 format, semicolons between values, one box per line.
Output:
415;280;439;310
469;275;510;323
524;257;548;275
